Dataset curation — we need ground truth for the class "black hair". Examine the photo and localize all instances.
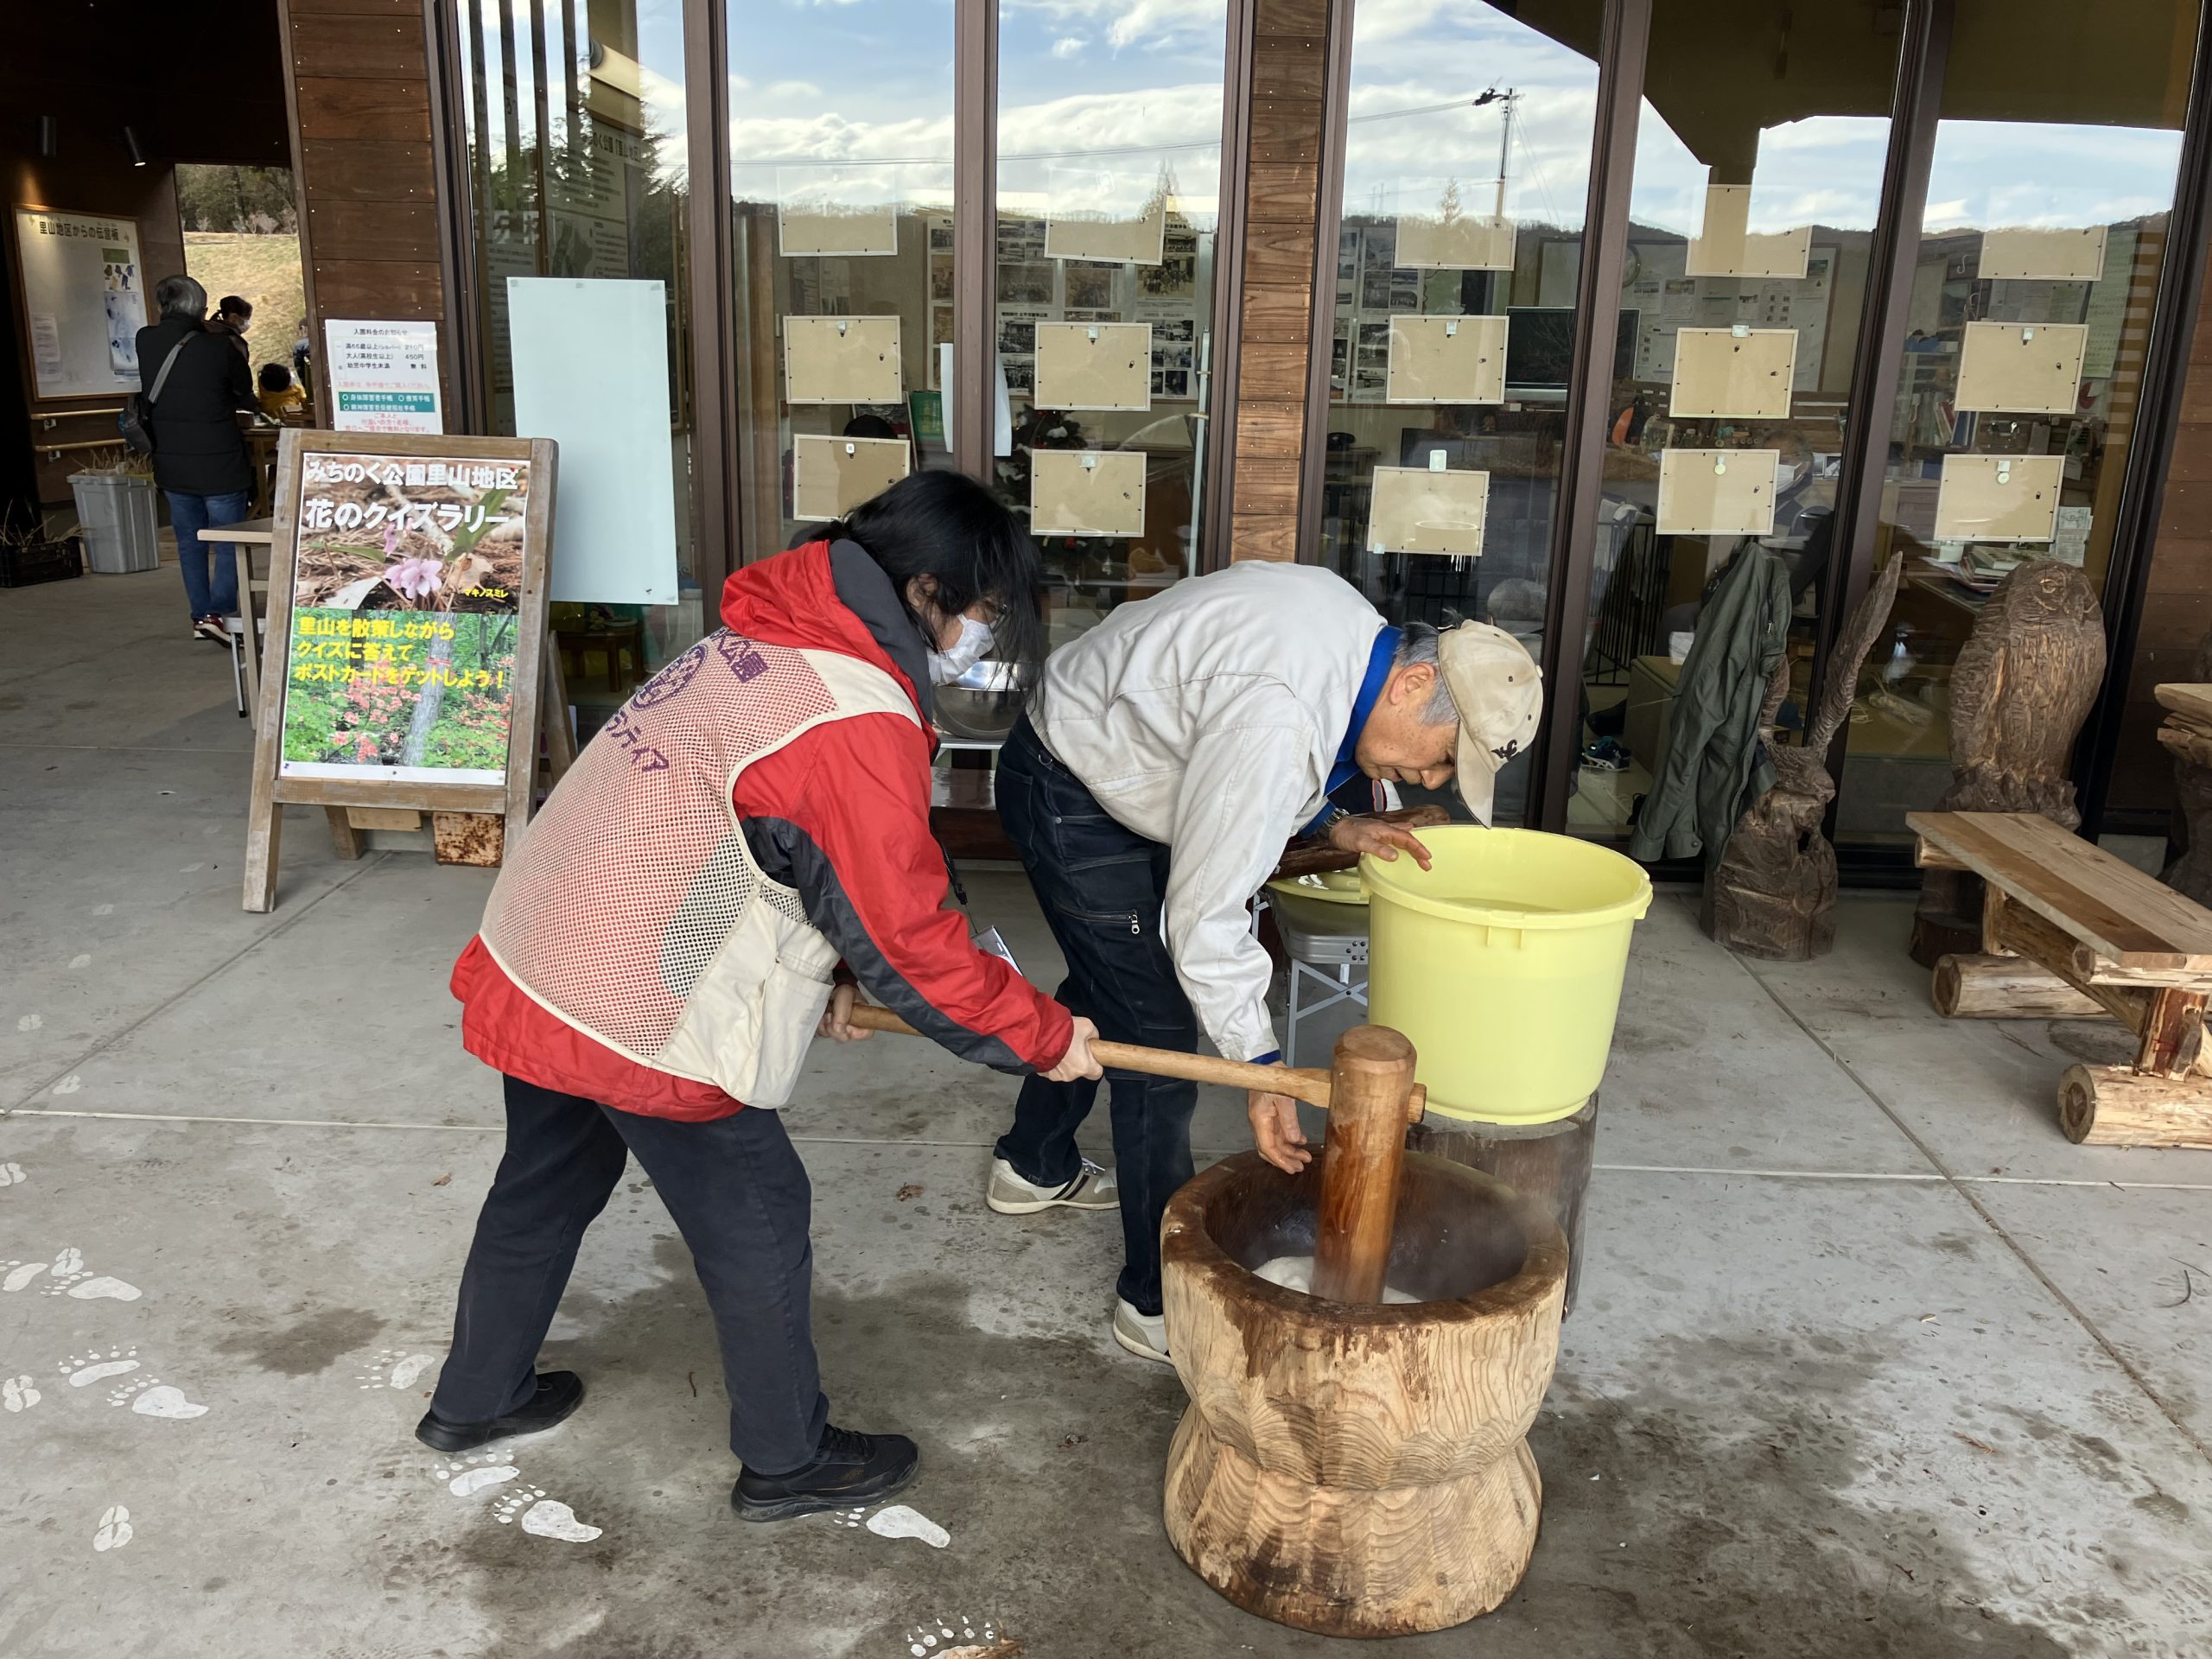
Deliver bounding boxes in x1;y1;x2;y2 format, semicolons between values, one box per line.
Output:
219;296;251;319
842;413;898;441
793;469;1046;665
258;362;292;391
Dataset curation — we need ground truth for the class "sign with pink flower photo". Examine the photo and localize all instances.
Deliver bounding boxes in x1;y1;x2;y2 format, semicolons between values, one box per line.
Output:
277;449;533;785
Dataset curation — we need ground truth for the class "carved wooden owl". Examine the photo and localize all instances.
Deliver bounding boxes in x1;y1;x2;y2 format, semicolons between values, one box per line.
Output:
1940;561;2105;826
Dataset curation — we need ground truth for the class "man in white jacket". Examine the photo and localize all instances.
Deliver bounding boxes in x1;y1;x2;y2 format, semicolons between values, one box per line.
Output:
982;560;1542;1361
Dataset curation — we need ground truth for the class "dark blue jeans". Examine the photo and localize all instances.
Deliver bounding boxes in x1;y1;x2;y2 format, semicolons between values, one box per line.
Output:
163;488;248;619
994;714;1198;1317
431;1076;829;1476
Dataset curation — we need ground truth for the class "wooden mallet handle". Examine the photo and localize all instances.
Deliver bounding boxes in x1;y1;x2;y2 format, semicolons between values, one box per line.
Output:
841;1002;1379;1112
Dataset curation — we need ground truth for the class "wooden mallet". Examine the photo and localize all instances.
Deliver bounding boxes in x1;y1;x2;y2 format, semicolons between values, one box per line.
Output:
842;1003;1425;1304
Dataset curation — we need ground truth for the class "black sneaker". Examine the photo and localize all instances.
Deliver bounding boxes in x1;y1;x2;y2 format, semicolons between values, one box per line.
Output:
414;1370;585;1453
731;1423;919;1522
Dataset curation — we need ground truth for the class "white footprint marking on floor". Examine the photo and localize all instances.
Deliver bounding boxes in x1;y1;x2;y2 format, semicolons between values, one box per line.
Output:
16;1014;40;1032
2;1261;46;1293
828;1506;865;1529
493;1486;601;1542
108;1377;207;1419
51;1076;81;1096
0;1163;25;1186
357;1349;437;1391
902;1615;1001;1656
92;1506;133;1553
867;1505;950;1548
431;1453;519;1497
60;1274;143;1302
51;1248;83;1276
93;905;114;916
67;955;90;970
3;1376;40;1412
60;1348;140;1388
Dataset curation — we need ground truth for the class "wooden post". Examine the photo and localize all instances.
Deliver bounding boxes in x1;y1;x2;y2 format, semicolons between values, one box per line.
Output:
1310;1026;1416;1304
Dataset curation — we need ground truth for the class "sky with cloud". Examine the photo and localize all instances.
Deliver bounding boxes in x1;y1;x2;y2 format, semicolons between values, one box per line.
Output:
470;0;2187;238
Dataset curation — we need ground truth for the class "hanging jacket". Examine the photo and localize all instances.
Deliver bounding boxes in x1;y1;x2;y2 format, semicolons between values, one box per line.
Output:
1630;544;1793;867
450;539;1072;1120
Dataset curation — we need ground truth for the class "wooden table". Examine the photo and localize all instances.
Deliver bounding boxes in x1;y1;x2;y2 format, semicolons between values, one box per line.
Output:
1910;810;2212;1148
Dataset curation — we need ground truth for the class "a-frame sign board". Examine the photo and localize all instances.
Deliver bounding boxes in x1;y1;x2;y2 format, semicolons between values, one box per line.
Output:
243;429;557;912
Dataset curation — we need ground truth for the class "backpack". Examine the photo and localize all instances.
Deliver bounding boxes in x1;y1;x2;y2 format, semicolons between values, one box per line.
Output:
119;334;195;455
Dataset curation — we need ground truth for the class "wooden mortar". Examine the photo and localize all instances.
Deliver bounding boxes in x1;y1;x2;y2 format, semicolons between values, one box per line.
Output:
1160;1033;1568;1637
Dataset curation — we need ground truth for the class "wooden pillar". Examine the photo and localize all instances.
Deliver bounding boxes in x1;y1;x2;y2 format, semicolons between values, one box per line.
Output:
1224;0;1338;563
278;0;456;428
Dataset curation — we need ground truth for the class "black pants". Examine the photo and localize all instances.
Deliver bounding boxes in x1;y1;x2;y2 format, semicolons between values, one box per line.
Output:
430;1075;828;1476
993;715;1199;1317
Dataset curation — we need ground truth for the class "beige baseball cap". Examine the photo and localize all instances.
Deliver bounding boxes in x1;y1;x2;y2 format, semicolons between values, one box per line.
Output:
1437;622;1543;826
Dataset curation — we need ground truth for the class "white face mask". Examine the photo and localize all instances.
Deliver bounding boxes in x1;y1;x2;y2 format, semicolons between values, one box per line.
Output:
927;613;995;684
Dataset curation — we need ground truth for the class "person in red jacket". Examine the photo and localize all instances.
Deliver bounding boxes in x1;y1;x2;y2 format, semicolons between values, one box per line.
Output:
420;472;1101;1522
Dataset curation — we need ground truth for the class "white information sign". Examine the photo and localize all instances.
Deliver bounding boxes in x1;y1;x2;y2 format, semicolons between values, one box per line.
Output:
12;207;146;399
508;276;679;607
325;319;445;434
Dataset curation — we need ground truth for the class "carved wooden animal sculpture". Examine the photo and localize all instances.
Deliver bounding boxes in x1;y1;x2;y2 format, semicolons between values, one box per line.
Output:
1911;561;2106;964
2160;628;2212;907
1705;552;1903;960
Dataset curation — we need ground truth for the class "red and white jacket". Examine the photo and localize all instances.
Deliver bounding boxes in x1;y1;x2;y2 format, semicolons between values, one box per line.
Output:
450;538;1071;1121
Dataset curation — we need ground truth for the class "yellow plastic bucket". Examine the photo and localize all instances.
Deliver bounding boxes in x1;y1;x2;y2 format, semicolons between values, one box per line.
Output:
1362;828;1651;1125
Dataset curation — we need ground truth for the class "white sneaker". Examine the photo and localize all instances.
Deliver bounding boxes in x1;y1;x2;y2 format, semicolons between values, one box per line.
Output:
1112;1299;1172;1365
986;1156;1117;1215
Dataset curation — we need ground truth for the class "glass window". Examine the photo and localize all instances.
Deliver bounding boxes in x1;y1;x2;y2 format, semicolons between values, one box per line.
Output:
456;0;698;719
1566;1;1900;848
726;0;957;570
1322;0;1604;828
1841;0;2196;846
994;0;1229;657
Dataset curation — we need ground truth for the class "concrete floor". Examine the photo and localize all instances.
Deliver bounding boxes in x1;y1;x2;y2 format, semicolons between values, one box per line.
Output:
5;569;2212;1658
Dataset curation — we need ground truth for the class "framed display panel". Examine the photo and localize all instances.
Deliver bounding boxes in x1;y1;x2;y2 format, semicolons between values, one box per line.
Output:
1395;213;1516;271
1656;448;1777;537
784;315;904;405
1385;315;1508;406
1684;184;1811;281
244;430;558;912
1043;172;1167;265
1368;465;1491;557
1933;454;2065;543
1033;322;1153;411
1954;321;2089;414
793;434;913;519
776;168;899;258
10;204;148;400
1978;226;2108;283
1030;449;1146;537
1669;327;1798;419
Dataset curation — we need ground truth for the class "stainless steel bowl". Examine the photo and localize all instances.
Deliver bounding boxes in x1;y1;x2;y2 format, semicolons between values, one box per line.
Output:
933;659;1035;742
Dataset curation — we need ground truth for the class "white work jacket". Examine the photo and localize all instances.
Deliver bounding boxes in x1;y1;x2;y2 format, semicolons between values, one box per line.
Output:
1027;562;1386;1064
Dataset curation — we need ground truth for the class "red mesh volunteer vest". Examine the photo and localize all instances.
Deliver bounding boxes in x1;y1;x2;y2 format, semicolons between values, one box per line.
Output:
479;629;918;1107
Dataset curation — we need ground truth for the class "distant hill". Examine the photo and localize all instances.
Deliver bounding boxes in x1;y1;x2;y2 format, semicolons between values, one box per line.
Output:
181;232;306;385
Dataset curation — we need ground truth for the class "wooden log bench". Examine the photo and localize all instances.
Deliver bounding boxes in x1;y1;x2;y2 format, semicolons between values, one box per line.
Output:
1908;810;2212;1149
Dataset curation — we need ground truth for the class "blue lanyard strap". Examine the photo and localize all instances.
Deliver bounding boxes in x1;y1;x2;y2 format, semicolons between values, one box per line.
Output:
1303;625;1398;836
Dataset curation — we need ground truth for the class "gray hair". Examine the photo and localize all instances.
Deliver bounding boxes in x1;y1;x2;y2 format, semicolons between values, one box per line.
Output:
1391;621;1460;726
155;274;207;321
